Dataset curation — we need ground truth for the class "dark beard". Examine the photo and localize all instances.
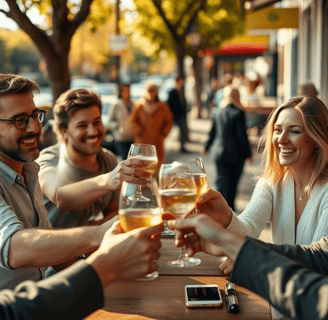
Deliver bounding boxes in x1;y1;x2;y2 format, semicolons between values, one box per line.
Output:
0;143;39;162
0;132;40;163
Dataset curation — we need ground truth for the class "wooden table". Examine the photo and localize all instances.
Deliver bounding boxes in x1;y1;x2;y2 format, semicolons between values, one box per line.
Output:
158;238;224;276
85;238;271;320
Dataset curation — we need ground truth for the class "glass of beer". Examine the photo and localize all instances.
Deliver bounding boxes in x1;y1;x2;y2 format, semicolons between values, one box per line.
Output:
128;143;158;202
119;179;163;280
159;162;200;268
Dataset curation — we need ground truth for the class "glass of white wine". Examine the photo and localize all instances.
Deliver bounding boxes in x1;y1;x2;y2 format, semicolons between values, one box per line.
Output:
159;162;201;268
119;179;163;280
128;143;158;202
181;157;208;203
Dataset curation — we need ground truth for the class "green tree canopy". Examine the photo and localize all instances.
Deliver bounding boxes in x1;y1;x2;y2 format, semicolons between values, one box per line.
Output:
133;0;244;59
133;0;245;117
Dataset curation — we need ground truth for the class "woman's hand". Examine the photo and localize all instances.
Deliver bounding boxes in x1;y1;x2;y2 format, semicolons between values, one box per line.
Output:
196;189;233;228
218;256;234;275
167;214;245;263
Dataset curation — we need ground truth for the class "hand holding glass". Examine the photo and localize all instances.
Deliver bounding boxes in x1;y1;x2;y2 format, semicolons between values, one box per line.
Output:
119;179;163;280
159;162;201;267
127;143;158;202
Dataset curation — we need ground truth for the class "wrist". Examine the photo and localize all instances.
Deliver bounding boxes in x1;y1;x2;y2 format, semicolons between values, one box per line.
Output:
220;208;233;228
98;173;115;191
222;232;246;261
85;253;117;288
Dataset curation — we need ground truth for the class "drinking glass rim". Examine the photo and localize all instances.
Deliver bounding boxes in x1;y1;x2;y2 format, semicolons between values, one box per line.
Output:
131;143;156;148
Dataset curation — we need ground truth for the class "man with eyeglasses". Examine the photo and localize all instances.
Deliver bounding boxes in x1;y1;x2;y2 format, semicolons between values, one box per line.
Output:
0;73;155;291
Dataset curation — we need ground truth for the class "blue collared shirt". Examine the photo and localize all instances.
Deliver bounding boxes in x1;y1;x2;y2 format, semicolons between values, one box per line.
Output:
0;160;51;290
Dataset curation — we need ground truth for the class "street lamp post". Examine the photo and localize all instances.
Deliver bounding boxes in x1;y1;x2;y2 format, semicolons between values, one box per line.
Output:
186;23;201;49
186;23;203;118
115;0;120;89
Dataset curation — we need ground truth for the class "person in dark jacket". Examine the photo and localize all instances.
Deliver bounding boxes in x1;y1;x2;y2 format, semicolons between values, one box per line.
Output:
167;76;189;153
204;87;252;210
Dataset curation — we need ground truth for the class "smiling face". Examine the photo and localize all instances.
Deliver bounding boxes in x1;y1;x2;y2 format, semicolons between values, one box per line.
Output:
62;106;105;157
0;93;41;171
272;107;317;171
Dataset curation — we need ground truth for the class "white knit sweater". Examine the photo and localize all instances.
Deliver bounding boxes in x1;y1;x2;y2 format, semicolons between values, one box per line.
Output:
227;173;328;245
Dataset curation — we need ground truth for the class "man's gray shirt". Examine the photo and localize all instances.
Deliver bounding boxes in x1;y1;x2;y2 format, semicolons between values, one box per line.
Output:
0;160;51;290
37;143;119;228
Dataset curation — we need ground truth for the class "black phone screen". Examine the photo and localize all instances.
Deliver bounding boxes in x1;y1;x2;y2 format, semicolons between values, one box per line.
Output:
186;286;221;301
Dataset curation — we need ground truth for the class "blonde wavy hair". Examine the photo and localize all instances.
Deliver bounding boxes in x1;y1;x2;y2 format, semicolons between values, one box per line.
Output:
258;96;328;195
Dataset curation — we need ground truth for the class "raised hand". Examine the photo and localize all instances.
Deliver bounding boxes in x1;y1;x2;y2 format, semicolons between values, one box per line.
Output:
196;189;233;228
167;214;245;264
106;158;154;191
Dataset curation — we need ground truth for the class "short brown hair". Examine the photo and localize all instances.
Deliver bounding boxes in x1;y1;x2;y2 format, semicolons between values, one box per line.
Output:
53;88;102;139
0;73;39;97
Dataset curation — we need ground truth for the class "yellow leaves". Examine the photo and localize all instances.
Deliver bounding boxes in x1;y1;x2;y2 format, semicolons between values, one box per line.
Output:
213;9;228;20
0;28;34;50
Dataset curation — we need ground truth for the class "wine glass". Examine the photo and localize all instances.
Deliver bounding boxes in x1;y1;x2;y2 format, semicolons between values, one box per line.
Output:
119;179;163;280
159;162;201;267
127;143;158;202
181;157;208;208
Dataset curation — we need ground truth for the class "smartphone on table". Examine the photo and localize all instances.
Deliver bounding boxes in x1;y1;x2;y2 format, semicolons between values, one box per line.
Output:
185;284;223;308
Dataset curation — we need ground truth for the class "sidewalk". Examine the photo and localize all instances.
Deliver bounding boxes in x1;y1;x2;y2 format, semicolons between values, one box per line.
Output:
164;107;272;243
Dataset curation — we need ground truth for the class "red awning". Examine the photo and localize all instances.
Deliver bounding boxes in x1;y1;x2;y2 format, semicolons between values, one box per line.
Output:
199;42;268;57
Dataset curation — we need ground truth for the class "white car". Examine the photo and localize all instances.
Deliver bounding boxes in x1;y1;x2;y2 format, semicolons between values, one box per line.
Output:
92;83;118;97
70;78;96;89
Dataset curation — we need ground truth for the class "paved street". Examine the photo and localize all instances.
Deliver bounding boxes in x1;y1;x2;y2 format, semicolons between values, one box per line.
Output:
164;107;272;243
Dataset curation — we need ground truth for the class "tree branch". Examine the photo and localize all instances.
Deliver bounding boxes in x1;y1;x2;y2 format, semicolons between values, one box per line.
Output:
182;0;207;38
70;0;93;30
52;0;68;29
0;9;9;16
5;0;54;56
174;0;197;30
151;0;178;40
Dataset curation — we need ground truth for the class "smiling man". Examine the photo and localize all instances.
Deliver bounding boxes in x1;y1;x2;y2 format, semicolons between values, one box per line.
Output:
0;73;137;290
37;88;151;229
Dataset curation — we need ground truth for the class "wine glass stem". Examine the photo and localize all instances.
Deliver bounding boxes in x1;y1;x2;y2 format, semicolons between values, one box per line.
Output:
180;245;188;260
136;185;143;197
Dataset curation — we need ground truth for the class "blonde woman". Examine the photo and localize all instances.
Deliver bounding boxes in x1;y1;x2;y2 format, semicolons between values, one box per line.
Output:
198;95;328;319
199;95;328;248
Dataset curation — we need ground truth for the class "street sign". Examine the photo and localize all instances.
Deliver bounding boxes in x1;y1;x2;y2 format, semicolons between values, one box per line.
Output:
108;35;128;54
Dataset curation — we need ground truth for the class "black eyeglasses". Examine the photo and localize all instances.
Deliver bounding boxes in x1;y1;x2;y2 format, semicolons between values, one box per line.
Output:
0;110;47;130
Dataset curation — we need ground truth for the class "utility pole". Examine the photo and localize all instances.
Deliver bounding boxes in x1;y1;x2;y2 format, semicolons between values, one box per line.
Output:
115;0;121;89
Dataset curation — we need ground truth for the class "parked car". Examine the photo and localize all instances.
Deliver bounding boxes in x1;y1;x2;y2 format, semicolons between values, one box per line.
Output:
130;83;146;102
100;95;118;154
70;78;96;90
92;82;118;97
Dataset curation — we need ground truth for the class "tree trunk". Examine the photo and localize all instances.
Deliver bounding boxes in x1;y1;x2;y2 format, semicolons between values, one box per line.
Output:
4;0;93;102
192;54;203;118
45;52;71;102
